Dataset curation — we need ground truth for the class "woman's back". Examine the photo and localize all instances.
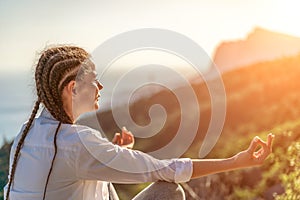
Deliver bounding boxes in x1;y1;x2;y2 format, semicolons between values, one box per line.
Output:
5;109;110;200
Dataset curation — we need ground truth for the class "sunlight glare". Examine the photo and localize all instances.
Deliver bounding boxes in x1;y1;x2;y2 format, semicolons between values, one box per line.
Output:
263;0;300;37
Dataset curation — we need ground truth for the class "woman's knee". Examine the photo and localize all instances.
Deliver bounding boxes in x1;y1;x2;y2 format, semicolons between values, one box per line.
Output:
158;181;185;199
132;181;185;200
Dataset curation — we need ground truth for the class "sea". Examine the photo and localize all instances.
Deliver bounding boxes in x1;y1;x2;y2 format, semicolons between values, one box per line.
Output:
0;66;198;146
0;71;34;146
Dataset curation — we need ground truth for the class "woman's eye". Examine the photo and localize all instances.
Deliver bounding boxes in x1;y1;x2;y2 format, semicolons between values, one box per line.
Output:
91;79;99;86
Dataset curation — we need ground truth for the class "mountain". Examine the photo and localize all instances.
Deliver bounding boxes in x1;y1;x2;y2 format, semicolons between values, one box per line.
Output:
212;27;300;72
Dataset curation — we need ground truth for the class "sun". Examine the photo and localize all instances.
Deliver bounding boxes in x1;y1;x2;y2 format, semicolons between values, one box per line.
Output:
260;0;300;37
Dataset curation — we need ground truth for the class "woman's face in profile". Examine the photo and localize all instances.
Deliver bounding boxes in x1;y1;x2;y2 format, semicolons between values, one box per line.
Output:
73;64;103;116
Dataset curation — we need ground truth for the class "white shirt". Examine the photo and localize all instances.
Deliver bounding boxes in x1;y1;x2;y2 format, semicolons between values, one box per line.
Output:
4;108;193;200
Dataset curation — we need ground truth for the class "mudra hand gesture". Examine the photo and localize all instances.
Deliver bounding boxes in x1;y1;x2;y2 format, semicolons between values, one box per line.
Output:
112;127;135;149
234;133;274;168
191;133;274;178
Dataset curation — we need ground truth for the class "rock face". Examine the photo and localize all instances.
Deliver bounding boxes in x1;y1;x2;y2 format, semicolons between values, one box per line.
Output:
212;27;300;72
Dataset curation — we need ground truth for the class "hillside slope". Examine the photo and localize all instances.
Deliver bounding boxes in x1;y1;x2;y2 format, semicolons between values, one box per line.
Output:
96;53;300;157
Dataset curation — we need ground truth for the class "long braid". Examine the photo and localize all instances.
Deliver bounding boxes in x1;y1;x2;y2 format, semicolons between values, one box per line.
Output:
5;100;40;199
6;45;91;199
42;122;62;200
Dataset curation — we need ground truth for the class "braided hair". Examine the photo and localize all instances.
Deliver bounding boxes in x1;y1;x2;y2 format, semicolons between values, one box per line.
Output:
5;45;91;199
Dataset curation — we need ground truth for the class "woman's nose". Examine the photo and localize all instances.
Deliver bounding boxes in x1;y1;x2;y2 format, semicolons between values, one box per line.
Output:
96;80;103;90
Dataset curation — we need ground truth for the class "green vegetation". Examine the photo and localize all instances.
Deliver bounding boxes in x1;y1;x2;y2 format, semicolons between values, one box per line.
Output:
223;120;300;199
0;141;11;199
275;141;300;199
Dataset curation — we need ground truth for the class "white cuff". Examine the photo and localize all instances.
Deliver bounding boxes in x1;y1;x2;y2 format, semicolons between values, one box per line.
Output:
174;158;193;183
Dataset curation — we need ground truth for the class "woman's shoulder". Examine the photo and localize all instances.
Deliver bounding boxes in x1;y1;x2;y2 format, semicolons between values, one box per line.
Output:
62;124;109;145
67;124;102;136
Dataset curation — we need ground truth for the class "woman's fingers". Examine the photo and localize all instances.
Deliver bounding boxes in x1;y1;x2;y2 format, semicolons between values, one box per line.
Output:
112;133;122;145
122;127;133;136
248;136;261;153
121;127;135;148
248;134;274;162
248;136;267;152
111;127;135;148
267;133;274;152
122;127;134;141
253;148;265;158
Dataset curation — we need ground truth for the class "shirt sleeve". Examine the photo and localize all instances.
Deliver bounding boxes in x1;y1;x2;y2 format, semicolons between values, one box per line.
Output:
75;127;193;184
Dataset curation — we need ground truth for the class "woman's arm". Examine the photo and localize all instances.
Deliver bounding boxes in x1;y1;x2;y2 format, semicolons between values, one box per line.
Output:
76;127;192;184
191;133;274;179
111;129;274;180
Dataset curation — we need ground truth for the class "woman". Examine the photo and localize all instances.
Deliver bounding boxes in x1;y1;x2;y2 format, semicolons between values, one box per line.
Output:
4;45;274;200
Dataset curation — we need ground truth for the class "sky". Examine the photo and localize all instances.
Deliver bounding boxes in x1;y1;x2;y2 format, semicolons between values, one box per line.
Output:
1;0;300;72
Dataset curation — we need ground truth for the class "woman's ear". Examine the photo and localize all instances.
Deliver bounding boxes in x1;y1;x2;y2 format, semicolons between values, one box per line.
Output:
66;80;76;96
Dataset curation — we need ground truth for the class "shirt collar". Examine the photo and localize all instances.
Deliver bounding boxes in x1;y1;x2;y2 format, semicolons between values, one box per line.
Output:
40;107;56;121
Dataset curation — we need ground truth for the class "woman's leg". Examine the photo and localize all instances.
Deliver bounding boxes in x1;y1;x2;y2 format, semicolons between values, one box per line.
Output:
132;181;186;200
108;183;120;200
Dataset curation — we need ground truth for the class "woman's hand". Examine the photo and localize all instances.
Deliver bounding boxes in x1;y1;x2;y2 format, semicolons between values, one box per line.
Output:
112;127;135;149
233;133;274;168
191;133;274;179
